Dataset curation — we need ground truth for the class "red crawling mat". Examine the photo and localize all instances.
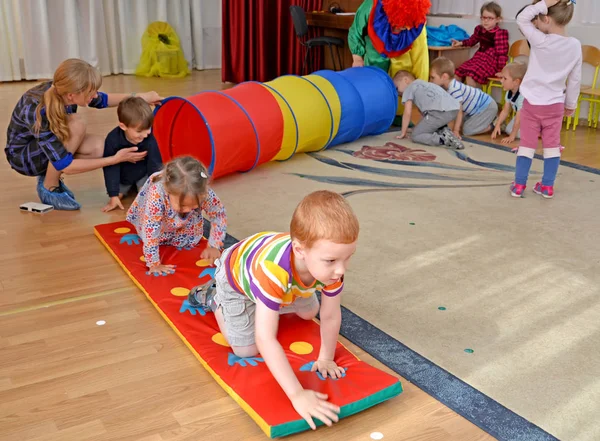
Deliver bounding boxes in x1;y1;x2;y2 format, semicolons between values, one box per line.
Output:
94;221;402;438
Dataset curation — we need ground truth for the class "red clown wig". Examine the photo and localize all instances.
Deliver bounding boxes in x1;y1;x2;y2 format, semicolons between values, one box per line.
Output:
381;0;431;29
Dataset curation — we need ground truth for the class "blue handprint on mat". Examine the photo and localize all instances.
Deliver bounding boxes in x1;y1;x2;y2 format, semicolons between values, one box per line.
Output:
179;299;207;316
228;353;264;367
199;267;216;279
300;361;347;381
120;234;141;245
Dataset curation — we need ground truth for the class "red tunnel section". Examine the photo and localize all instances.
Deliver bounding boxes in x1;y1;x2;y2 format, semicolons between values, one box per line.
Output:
153;83;284;180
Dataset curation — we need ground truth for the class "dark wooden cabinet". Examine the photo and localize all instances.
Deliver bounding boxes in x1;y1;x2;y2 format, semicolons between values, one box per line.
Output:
306;12;356;71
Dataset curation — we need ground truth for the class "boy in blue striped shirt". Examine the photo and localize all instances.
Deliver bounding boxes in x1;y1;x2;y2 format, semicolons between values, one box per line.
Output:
429;57;497;139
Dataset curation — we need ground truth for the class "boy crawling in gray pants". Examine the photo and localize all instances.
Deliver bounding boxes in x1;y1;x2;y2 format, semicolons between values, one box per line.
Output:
394;70;464;150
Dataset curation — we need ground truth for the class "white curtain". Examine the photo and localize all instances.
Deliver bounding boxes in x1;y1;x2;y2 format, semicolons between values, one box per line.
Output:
0;0;221;81
0;0;22;81
191;0;221;70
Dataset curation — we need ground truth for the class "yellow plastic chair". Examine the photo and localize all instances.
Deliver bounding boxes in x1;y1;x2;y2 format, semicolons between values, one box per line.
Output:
485;39;530;102
567;45;600;131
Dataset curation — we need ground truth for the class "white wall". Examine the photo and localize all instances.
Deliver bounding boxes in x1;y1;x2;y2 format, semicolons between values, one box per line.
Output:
428;10;599;118
427;16;600;48
430;1;600;26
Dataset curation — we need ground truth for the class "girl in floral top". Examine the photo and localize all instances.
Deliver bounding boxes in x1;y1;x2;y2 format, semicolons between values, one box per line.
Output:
126;156;227;276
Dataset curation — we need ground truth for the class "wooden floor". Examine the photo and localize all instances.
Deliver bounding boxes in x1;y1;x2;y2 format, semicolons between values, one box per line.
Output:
472;123;600;168
0;69;597;441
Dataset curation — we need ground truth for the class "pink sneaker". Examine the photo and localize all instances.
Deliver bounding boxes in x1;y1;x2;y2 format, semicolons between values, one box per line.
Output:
510;182;526;198
533;182;554;199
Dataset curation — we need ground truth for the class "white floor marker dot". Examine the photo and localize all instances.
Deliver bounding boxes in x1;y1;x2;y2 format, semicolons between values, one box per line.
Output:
96;320;106;326
370;432;384;440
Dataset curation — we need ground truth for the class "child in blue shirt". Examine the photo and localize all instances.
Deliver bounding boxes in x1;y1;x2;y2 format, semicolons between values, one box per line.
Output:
101;97;163;212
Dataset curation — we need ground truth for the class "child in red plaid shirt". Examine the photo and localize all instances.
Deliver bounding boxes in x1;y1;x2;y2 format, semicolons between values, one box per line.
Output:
451;2;509;88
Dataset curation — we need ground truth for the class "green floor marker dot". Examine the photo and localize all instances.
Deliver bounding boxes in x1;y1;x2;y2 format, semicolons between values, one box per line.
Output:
464;348;474;354
438;306;446;311
409;222;415;225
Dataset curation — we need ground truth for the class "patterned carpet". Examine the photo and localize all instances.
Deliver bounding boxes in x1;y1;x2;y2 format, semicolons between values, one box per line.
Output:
211;133;600;441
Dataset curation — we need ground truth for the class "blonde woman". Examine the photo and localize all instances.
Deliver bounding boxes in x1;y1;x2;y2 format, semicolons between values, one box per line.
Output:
5;58;162;210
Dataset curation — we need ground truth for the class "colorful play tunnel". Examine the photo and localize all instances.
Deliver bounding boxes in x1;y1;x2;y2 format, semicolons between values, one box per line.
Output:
153;67;398;180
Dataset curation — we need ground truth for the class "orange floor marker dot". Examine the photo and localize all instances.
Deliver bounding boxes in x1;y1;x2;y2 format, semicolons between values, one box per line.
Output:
290;341;313;355
212;332;230;347
170;287;190;297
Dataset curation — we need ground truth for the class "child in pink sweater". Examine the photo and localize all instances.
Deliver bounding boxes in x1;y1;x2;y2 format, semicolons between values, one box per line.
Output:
510;0;581;199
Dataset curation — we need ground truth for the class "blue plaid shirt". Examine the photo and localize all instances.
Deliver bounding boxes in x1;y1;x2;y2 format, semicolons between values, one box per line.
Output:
5;81;108;176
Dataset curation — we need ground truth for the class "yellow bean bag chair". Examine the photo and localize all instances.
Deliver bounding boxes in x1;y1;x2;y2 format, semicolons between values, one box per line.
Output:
135;21;189;78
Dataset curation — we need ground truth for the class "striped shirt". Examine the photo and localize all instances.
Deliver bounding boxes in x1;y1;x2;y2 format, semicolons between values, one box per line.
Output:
448;79;493;117
5;81;108;176
225;232;344;311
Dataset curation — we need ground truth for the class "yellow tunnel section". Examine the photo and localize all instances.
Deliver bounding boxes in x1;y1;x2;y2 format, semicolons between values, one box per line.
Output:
262;75;341;161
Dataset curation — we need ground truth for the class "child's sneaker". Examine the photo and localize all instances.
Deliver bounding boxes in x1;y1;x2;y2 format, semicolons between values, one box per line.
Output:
188;280;217;312
439;126;464;150
510;182;526;198
533;182;554;199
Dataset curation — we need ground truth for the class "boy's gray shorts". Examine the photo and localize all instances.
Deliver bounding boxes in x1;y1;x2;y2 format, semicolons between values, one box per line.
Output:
213;247;319;347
